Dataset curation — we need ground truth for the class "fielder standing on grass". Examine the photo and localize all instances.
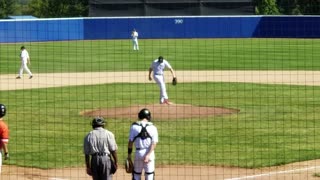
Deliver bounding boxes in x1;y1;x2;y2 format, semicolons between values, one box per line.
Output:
16;46;33;79
84;117;118;180
127;108;158;180
131;29;139;51
149;56;177;105
0;104;9;174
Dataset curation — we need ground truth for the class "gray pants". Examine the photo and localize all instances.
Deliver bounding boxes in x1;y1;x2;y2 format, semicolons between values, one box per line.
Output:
91;155;112;180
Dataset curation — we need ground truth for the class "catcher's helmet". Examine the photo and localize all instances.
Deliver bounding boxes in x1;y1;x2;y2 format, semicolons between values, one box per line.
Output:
158;56;163;63
92;117;105;128
0;104;6;118
138;108;151;121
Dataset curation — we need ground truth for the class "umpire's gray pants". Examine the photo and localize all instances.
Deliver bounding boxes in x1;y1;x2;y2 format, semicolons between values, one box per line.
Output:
91;155;112;180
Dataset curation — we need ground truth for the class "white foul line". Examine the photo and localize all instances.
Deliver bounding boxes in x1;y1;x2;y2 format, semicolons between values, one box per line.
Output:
225;166;320;180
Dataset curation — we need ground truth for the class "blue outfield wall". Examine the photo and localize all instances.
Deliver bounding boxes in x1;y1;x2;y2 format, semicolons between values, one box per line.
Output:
254;16;320;38
83;17;260;39
0;19;84;43
0;16;319;43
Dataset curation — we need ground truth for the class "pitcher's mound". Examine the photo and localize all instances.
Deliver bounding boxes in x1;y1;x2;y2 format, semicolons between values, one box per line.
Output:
82;104;239;120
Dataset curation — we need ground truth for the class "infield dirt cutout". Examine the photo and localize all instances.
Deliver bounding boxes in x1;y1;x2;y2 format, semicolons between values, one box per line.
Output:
1;71;320;179
81;103;240;120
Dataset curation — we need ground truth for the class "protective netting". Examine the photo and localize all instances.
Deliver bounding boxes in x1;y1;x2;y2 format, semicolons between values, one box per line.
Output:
0;11;320;180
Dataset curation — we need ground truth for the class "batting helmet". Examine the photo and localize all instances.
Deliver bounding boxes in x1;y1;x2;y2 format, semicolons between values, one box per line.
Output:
92;117;105;128
138;108;151;121
158;56;163;63
0;104;6;118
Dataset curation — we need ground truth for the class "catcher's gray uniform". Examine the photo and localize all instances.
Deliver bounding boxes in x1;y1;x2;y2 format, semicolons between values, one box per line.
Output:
84;127;118;180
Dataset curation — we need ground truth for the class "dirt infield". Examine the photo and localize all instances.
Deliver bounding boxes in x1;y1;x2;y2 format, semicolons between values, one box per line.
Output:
1;70;320;179
2;159;320;180
1;70;320;91
81;103;240;120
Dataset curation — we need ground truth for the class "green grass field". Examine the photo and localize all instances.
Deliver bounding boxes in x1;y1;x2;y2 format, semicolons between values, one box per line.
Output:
1;38;320;74
1;38;320;169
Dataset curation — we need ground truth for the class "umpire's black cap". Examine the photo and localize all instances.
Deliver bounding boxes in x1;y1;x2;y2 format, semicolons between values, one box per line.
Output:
92;117;105;128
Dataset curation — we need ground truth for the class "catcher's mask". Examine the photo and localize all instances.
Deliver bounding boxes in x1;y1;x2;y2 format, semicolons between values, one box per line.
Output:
0;104;6;118
138;108;151;121
158;56;163;63
92;117;105;128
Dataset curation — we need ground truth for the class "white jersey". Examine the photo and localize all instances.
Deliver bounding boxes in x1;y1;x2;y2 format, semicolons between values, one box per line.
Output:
128;121;158;150
132;31;138;41
20;49;29;63
150;59;172;75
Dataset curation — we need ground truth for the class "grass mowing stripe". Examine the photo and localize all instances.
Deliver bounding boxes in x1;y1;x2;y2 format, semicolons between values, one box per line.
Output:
1;38;320;74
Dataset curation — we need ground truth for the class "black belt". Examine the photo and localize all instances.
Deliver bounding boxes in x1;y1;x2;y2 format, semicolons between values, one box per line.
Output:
136;148;147;150
92;152;107;156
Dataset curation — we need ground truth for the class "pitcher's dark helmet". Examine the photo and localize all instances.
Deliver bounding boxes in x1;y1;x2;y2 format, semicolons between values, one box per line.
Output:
92;117;105;128
0;104;6;118
138;108;151;121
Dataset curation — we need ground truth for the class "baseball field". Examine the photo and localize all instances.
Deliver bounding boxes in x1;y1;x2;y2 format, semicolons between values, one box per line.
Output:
1;38;320;179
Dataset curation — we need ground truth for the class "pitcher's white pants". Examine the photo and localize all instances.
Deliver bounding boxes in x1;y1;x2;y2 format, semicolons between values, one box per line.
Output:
18;61;32;77
153;74;168;103
133;149;155;180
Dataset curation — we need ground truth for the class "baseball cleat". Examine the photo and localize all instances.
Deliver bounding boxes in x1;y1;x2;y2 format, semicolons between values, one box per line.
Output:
29;76;33;79
163;99;173;105
16;76;21;79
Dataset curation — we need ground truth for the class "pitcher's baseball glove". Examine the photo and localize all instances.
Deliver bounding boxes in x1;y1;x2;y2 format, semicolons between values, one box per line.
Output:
172;77;177;86
125;158;134;173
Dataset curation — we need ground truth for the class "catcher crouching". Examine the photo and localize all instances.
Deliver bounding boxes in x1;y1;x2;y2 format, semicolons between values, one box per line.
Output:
127;108;159;180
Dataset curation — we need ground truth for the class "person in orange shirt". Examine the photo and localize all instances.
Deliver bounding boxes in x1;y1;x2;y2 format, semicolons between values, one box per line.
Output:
0;104;9;173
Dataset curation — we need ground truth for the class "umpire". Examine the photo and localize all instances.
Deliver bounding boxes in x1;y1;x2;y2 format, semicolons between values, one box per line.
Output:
84;117;118;180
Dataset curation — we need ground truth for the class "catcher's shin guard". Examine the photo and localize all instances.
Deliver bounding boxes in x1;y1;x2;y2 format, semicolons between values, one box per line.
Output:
145;171;155;180
132;171;155;180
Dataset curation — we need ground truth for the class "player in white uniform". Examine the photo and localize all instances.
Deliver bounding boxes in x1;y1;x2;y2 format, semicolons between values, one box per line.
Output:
128;108;158;180
16;46;33;79
149;56;176;104
131;29;139;50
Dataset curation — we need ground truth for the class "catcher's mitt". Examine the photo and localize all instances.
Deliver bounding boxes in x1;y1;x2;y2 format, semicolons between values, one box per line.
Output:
172;77;177;86
125;158;134;173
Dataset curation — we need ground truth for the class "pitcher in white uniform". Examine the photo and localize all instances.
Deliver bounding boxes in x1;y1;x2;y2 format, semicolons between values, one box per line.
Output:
16;46;33;79
131;29;139;50
149;56;176;104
